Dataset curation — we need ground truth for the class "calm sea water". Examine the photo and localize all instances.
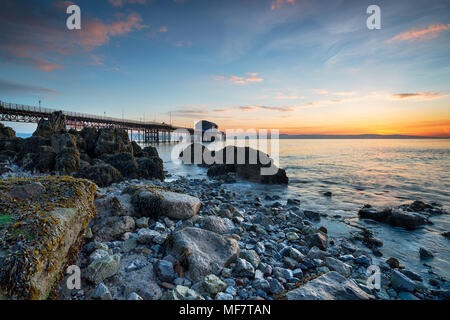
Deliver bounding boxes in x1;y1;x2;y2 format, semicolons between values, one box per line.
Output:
156;139;450;281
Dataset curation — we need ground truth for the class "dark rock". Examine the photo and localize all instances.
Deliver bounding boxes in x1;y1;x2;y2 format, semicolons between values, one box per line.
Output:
442;232;450;238
358;206;430;230
143;146;159;157
136;156;164;181
75;163;123;187
304;210;320;221
94;126;132;157
386;257;400;269
51;133;77;153
323;191;332;197
80;127;99;156
33;111;67;138
55;147;80;174
101;152;139;179
0;123;16;139
419;247;434;260
305;233;327;250
36;146;56;172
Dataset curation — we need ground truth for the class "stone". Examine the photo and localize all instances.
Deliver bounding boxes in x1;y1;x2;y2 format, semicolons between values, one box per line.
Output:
390;270;415;292
55;147;80;174
91;215;135;242
215;292;233;300
324;257;352;277
234;258;255;278
89;249;110;263
91;283;112;300
101;152;139;179
304;210;320;221
164;285;202;300
239;250;260;268
286;232;299;241
419;247;434;260
121;262;162;300
168;227;239;281
127;292;143;300
137;228;160;244
199;274;227;296
135;217;149;228
94;126;132;157
201;216;235;234
386;257;400;269
305;233;327;250
358;205;430;230
282;271;373;300
156;259;177;282
398;291;419;300
0;176;97;300
86;254;121;284
269;279;284;295
131;188;201;220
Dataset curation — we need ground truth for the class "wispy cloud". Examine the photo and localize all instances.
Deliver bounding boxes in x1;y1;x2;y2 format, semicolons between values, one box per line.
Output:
391;92;447;100
0;79;58;96
388;23;450;42
215;73;264;85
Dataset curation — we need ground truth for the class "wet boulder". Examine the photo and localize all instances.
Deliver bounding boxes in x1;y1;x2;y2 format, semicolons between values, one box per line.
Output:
358;203;435;230
33;111;67;138
282;271;373;300
167;227;239;281
80;127;99;156
128;186;201;220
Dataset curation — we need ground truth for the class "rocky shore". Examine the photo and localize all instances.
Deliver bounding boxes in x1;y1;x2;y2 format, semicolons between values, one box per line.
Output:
0;115;449;300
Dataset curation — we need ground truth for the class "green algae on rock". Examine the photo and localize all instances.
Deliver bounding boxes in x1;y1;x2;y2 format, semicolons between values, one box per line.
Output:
0;176;97;300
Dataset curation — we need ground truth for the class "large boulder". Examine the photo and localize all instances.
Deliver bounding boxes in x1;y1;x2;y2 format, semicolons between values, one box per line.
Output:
0;176;97;300
206;146;288;184
101;152;139;179
128;186;201;220
358;204;434;230
33;111;67;138
143;146;159;158
200;216;235;234
282;271;374;300
75;163;123;187
167;227;239;281
94;127;132;157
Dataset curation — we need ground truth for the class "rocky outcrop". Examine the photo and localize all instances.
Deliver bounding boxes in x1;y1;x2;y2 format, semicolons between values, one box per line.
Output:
167;227;239;281
0;113;164;186
358;201;446;230
0;176;97;300
127;186;201;220
282;271;373;300
33;111;67;138
180;144;288;184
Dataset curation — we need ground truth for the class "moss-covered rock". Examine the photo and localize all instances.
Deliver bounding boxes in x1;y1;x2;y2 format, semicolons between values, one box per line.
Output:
0;176;97;300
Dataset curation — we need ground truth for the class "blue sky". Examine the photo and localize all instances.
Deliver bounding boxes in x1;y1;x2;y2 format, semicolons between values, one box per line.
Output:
0;0;449;135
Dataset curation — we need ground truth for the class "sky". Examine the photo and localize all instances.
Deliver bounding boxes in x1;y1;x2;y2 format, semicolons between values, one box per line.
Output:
0;0;449;136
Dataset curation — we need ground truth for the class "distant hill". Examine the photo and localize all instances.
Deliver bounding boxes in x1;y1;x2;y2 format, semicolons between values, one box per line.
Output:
278;134;450;139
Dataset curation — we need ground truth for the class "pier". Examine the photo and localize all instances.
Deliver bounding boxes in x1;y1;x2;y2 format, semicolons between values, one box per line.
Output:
0;100;195;144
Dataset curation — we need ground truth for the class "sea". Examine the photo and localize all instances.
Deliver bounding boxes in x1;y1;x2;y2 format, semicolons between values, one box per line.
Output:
156;139;450;281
